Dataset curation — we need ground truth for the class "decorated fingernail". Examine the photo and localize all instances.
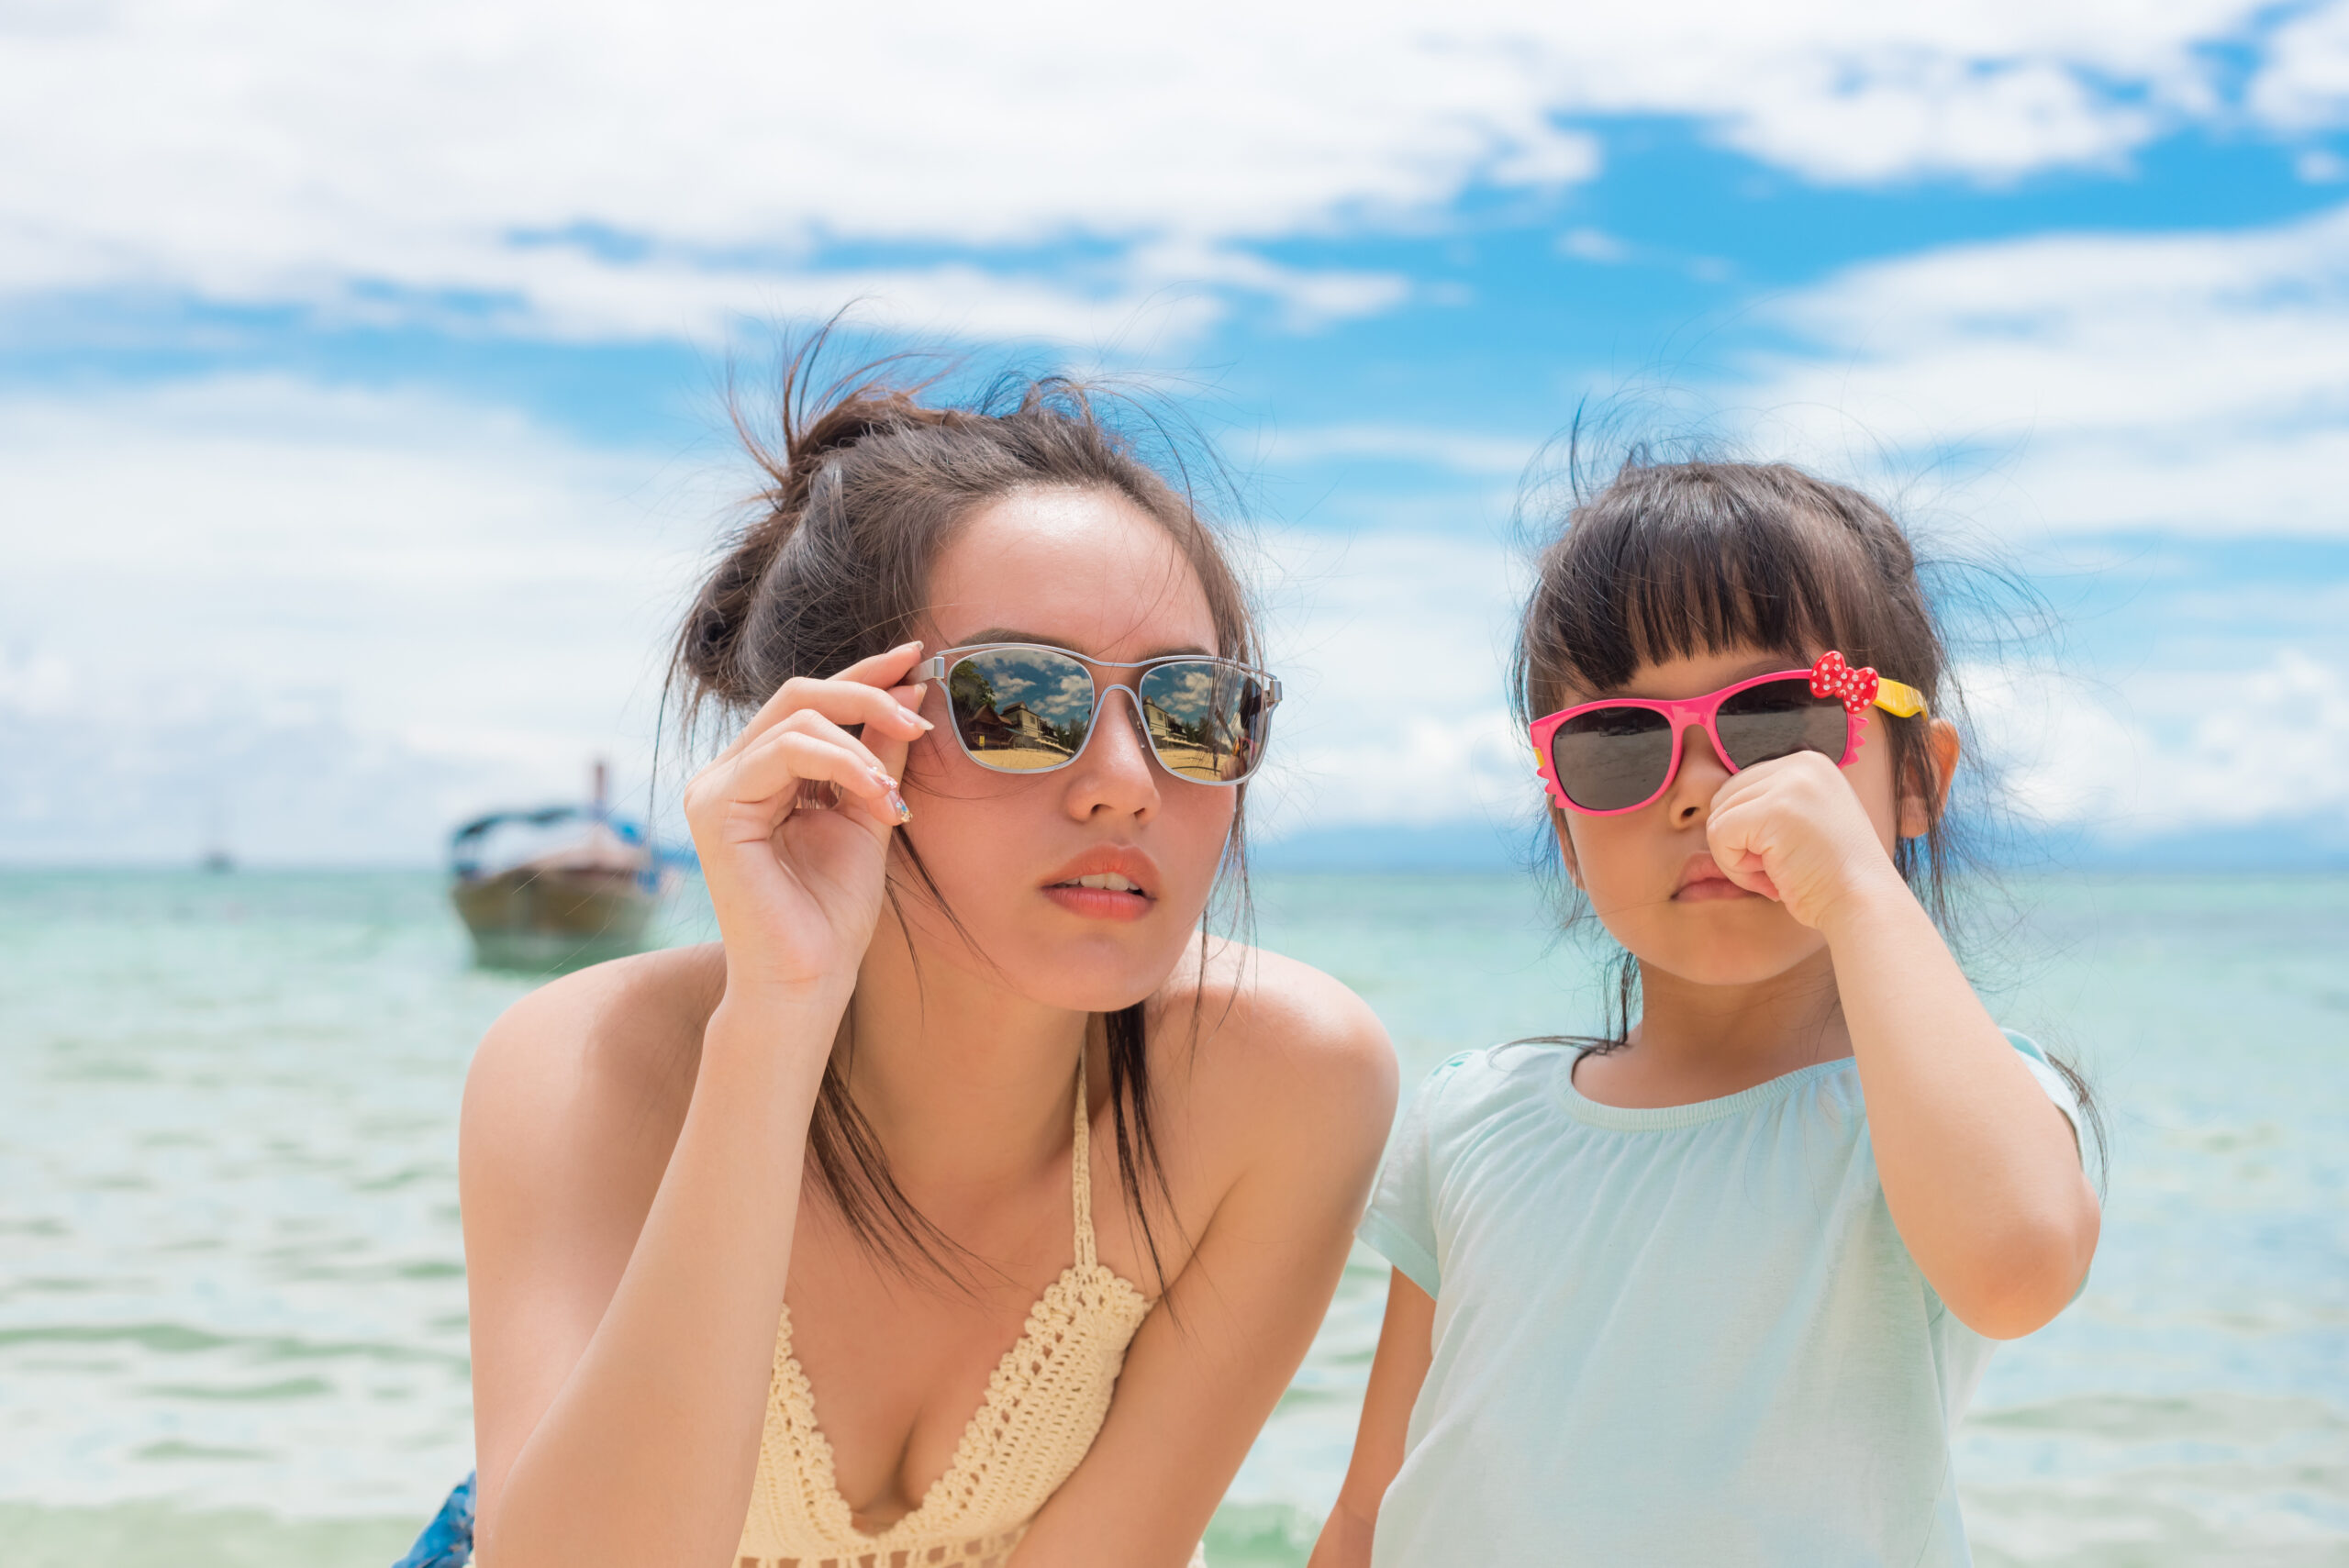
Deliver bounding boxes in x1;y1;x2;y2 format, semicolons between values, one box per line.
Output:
887;789;911;823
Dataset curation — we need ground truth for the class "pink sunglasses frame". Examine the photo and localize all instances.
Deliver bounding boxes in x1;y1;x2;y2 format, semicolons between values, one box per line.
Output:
1530;651;1929;816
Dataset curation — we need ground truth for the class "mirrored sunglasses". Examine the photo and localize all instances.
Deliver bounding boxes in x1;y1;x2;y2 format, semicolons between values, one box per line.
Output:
918;643;1280;786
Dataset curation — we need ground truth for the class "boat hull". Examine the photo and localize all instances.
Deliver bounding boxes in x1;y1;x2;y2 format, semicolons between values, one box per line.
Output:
451;867;657;973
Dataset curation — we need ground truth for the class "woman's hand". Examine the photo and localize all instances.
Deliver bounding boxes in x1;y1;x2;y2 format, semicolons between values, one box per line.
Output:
682;641;933;1002
1701;749;1906;932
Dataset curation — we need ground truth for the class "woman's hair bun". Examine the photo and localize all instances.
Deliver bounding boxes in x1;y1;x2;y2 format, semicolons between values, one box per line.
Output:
669;327;1255;732
681;373;948;698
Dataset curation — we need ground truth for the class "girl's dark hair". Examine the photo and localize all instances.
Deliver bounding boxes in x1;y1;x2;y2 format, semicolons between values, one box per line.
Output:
1510;442;2101;1167
668;330;1259;1287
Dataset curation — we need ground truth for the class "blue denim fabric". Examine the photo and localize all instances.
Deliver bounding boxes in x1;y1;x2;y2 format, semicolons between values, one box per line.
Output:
393;1473;475;1568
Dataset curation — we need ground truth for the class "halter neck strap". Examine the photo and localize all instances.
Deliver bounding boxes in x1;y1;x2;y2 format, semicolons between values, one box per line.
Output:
1072;1052;1097;1270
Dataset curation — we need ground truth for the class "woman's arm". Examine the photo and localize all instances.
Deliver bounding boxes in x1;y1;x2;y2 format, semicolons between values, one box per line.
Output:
464;982;833;1567
1308;1271;1433;1568
1008;958;1397;1567
467;648;932;1568
1706;745;2100;1340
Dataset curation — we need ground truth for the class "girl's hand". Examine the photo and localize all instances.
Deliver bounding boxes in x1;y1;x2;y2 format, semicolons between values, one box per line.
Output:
680;642;933;1003
1703;750;1907;932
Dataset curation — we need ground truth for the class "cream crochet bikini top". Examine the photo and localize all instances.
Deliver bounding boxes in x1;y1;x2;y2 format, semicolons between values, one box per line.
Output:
736;1056;1195;1568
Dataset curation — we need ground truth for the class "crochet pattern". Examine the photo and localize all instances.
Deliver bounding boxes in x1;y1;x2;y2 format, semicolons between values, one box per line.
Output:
735;1057;1204;1568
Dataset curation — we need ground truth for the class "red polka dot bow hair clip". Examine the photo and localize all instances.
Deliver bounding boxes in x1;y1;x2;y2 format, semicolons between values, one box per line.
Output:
1527;650;1932;815
1809;650;1889;715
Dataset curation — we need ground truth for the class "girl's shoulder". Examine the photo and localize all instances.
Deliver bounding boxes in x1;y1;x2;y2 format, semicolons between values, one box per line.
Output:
1405;1039;1582;1129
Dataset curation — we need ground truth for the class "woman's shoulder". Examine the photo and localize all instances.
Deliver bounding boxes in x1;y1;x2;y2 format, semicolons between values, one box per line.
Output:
1152;939;1399;1159
462;942;729;1166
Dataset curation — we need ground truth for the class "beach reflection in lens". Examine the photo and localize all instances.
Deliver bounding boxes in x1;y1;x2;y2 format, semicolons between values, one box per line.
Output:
1552;706;1675;811
1138;661;1262;783
948;650;1096;772
1716;678;1848;770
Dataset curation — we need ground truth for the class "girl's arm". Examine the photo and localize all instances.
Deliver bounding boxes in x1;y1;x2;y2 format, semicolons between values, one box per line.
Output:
467;649;932;1568
1007;958;1397;1568
1308;1271;1434;1568
1813;877;2098;1337
1708;746;2100;1340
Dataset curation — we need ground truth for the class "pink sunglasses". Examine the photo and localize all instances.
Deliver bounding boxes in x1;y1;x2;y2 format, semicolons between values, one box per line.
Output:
1531;651;1929;816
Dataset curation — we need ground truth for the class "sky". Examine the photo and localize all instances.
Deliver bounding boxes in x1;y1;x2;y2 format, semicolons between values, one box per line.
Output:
8;1;2349;865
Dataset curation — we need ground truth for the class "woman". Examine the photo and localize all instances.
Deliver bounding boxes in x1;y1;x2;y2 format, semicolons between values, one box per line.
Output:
439;349;1396;1568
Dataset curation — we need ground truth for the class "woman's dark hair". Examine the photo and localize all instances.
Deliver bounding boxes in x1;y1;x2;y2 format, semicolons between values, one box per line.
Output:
668;331;1259;1287
1510;441;2101;1167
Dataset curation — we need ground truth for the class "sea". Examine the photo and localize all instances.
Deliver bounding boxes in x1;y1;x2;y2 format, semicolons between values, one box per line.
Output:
2;868;2344;1567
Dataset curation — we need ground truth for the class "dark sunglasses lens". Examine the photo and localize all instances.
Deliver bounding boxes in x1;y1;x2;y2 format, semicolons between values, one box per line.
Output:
946;650;1095;773
1551;706;1675;811
1716;677;1849;770
1137;662;1272;783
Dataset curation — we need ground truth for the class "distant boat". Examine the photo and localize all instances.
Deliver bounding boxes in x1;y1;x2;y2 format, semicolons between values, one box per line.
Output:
201;796;234;873
449;762;670;973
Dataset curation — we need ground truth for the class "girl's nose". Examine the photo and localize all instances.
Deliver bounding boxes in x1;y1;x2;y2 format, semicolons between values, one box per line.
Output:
1667;725;1733;826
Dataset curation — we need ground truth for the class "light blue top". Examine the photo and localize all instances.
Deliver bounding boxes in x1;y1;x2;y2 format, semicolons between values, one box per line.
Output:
1358;1032;2085;1568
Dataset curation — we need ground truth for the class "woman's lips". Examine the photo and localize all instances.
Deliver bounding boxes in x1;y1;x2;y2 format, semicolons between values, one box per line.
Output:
1040;851;1159;922
1042;882;1153;921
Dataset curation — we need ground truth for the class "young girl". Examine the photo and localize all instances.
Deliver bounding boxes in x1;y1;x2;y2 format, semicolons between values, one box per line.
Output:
1309;457;2100;1566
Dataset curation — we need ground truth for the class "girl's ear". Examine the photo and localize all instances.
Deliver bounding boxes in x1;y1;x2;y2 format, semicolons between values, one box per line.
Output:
1552;806;1586;889
1898;718;1962;839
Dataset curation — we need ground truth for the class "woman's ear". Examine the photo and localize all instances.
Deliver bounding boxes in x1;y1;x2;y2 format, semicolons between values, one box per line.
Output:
1898;718;1962;840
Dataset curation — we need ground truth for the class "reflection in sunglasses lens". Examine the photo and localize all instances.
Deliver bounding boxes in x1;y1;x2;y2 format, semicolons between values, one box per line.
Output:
1716;678;1848;771
1552;706;1675;811
948;650;1096;771
1138;661;1270;783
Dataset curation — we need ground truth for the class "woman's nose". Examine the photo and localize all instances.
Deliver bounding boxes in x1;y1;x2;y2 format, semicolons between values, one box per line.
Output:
1066;686;1161;819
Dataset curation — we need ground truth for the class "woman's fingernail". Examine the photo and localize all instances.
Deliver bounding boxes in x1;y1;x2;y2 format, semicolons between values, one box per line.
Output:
899;705;932;730
887;790;910;823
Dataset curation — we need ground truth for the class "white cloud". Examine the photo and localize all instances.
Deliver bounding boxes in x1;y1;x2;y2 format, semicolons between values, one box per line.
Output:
2252;0;2349;131
0;376;708;862
1559;228;1633;264
1726;200;2349;537
0;0;2309;345
1249;527;1532;837
1965;651;2349;837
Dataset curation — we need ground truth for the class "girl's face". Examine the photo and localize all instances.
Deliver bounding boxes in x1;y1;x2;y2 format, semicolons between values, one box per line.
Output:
893;485;1237;1013
1554;643;1933;989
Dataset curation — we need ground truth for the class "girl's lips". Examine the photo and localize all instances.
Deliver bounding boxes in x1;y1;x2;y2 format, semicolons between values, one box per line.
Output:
1672;855;1757;902
1674;876;1758;902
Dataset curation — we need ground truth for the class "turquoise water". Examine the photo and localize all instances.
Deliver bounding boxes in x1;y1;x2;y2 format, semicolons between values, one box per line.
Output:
2;870;2343;1565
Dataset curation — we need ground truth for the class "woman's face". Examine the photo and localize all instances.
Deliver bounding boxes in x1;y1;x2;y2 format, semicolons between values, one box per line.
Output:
1555;643;1929;989
893;485;1237;1013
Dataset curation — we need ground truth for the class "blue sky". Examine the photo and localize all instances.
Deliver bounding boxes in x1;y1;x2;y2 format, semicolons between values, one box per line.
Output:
7;3;2349;864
